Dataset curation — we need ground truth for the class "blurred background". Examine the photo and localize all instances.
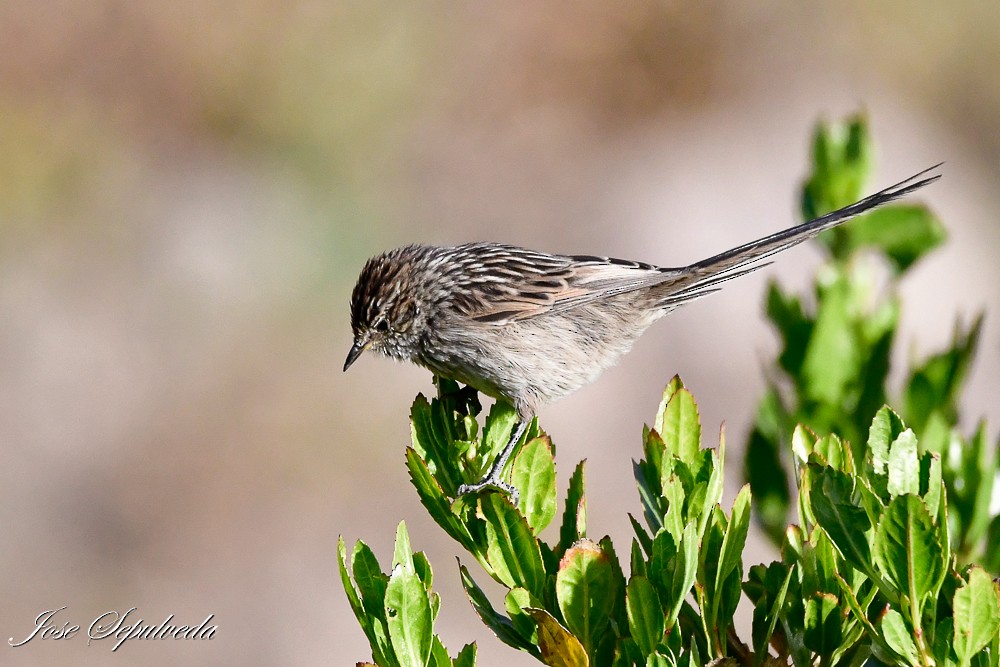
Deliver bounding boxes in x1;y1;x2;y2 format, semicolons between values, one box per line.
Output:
2;2;998;664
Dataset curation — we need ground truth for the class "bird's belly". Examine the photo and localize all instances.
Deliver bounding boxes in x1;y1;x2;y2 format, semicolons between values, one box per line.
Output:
422;306;655;416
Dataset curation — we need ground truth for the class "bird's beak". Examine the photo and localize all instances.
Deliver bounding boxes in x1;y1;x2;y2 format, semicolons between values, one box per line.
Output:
343;340;368;372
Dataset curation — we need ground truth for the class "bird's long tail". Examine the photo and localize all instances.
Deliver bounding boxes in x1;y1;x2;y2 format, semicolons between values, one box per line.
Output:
652;164;942;309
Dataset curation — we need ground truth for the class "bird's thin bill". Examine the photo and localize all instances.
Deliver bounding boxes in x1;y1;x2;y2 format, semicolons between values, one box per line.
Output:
343;341;367;372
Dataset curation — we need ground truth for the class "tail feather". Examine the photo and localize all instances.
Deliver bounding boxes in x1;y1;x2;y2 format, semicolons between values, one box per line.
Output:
654;163;942;308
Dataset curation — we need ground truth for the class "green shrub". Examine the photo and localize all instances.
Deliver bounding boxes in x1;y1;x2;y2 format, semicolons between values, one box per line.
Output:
340;116;1000;666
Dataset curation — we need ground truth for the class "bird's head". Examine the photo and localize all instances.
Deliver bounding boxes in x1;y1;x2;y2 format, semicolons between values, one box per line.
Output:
345;247;430;371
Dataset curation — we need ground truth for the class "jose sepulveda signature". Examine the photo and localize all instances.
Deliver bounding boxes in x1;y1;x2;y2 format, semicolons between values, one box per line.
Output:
9;607;217;652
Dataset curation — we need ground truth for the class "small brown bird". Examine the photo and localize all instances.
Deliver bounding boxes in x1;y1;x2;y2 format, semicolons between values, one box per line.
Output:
345;166;940;502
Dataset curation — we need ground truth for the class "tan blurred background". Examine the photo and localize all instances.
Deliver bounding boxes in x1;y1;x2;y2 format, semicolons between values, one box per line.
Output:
2;2;998;665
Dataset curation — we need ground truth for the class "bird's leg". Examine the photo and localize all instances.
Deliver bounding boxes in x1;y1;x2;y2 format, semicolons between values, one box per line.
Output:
457;419;530;505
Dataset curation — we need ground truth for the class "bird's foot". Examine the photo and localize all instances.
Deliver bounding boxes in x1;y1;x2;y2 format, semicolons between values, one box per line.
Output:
457;476;520;506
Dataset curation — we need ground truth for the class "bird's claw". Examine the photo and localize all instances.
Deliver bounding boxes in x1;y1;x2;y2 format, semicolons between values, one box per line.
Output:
457;478;520;506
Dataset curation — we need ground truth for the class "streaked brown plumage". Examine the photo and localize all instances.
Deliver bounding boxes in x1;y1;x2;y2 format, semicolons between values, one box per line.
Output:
345;166;941;501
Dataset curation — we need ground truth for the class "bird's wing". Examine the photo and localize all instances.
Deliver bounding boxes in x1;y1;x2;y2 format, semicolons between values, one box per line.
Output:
443;244;672;325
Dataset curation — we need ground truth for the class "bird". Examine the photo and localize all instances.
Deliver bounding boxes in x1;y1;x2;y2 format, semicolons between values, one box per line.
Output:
344;165;941;503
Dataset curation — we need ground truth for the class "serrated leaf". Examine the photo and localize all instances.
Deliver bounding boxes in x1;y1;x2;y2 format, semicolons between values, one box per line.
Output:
626;576;664;657
511;437;558;535
813;433;846;471
385;563;433;667
428;636;450;667
393;521;415;571
557;540;616;658
654;376;685;435
526;608;589;667
881;608;920;666
659;388;701;463
453;643;477;667
481;494;546;596
560;460;588;554
629;514;652;559
953;567;1000;667
874;495;943;613
887;430;920;497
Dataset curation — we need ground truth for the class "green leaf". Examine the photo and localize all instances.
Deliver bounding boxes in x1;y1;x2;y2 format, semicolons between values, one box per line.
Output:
749;563;793;667
339;536;393;667
953;567;1000;667
410;394;460;494
881;607;920;666
840;204;946;272
648;527;677;599
919;451;943;519
626;576;664;657
658;388;701;463
505;587;542;646
392;521;415;571
963;422;997;550
405;448;478;555
873;495;943;614
716;485;751;595
887;429;920;497
932;617;955;667
813;433;847;471
765;281;813;376
428;636;450;667
803;592;842;655
459;562;537;654
511;436;558;535
810;467;874;575
526;608;590;667
482;400;518;460
745;388;791;544
654;375;685;436
629;514;653;559
801;269;861;404
803;115;872;221
385;563;433;667
904;314;983;430
452;643;477;667
560;460;588;554
481;494;546;596
556;540;616;658
668;521;700;630
353;541;389;620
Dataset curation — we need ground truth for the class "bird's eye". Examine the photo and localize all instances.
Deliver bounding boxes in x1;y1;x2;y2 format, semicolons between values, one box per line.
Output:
374;319;390;333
